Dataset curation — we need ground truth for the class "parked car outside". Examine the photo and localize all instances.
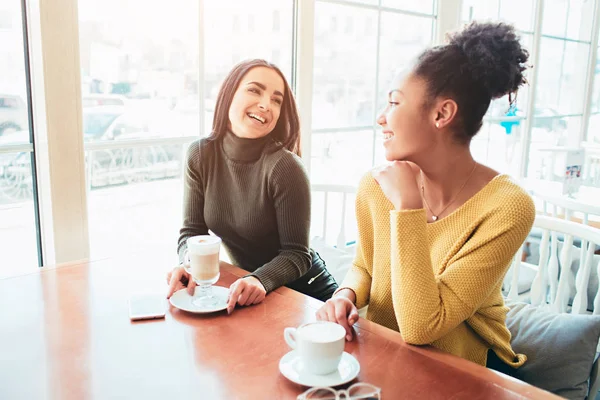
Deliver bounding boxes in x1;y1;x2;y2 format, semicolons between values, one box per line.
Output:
0;94;28;136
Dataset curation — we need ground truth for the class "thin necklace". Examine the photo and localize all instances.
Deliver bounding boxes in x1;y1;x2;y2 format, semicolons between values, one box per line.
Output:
421;162;478;222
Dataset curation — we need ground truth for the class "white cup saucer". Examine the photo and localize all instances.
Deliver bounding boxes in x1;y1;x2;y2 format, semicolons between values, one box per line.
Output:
169;285;228;314
279;350;360;387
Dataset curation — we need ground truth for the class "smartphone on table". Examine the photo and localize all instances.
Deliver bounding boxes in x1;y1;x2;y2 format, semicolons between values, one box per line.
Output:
128;294;166;321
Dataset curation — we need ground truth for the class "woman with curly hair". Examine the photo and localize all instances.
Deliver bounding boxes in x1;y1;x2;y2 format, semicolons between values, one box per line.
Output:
316;22;534;374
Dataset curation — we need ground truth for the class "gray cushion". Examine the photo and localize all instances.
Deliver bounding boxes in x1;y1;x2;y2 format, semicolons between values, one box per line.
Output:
502;263;537;296
505;301;600;399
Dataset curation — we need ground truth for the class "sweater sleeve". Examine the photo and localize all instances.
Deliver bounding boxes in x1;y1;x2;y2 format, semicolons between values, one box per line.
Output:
177;140;209;263
248;153;312;292
390;193;535;345
339;174;374;308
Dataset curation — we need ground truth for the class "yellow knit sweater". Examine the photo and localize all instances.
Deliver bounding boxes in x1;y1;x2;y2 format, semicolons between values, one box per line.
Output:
342;173;535;367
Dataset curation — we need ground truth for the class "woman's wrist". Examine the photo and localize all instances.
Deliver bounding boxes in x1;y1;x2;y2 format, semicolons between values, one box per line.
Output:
333;287;357;305
243;275;267;291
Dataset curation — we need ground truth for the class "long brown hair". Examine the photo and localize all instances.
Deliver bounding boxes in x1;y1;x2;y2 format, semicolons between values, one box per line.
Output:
208;59;302;156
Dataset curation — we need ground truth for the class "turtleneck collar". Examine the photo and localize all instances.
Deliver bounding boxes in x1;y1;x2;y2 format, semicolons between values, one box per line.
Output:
221;130;272;162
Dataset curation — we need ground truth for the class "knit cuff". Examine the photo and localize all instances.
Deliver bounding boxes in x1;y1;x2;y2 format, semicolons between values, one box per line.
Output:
333;287;358;303
340;265;371;309
247;270;278;293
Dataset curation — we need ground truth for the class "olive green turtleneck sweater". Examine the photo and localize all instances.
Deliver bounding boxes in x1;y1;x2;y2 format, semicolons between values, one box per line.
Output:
177;131;312;292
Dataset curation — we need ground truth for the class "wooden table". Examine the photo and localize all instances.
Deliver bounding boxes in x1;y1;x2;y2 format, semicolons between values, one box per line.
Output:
0;252;558;399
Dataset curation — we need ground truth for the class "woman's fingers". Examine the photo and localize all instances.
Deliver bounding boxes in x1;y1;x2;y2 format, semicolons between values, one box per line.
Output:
255;291;266;304
245;290;260;306
316;299;357;341
227;280;245;314
166;267;196;299
334;302;353;341
167;268;183;298
348;307;359;325
168;281;186;297
237;285;253;306
324;302;338;324
186;278;196;296
249;289;266;305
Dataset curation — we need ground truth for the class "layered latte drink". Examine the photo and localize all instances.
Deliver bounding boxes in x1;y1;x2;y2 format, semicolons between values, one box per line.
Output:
186;235;221;285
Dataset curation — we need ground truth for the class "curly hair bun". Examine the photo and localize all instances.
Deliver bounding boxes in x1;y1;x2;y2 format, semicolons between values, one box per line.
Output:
448;22;529;99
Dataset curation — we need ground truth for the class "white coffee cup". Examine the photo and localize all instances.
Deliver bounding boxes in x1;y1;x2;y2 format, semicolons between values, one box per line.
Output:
284;321;346;375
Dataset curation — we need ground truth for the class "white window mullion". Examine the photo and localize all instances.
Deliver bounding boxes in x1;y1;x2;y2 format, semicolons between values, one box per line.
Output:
30;0;89;265
369;7;382;167
198;0;206;138
580;0;600;144
26;0;54;265
435;0;462;45
519;0;545;179
293;0;316;173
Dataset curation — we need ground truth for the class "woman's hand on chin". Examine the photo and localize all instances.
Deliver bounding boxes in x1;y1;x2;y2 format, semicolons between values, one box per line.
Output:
372;161;422;210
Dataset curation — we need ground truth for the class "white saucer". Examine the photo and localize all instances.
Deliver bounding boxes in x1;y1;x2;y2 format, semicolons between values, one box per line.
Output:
169;285;228;314
279;351;360;387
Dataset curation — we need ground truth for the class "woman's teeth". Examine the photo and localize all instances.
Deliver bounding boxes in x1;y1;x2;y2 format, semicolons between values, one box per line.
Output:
383;132;393;140
248;113;265;124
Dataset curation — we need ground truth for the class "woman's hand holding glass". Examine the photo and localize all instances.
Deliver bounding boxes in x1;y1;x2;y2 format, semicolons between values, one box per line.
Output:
166;247;266;312
166;256;196;299
316;289;359;341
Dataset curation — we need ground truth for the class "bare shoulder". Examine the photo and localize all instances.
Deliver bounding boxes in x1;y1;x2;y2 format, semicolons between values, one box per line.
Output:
475;165;529;196
472;164;501;189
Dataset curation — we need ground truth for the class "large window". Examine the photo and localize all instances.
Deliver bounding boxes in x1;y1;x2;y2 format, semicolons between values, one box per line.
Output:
461;0;536;177
0;0;40;278
586;43;600;187
589;45;600;145
204;1;293;135
310;0;435;245
527;0;595;187
78;0;294;260
78;0;199;259
6;0;600;277
311;0;436;187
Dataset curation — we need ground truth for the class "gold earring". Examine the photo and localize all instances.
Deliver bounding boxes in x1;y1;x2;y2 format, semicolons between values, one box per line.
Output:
435;122;440;128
